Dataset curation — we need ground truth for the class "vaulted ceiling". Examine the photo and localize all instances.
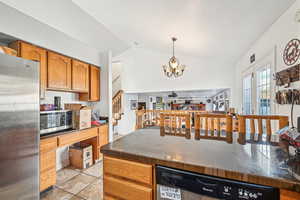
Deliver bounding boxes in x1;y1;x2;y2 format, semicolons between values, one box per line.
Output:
0;0;129;55
1;0;296;61
73;0;296;62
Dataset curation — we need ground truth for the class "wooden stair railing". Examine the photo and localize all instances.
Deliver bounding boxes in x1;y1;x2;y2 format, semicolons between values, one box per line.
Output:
112;90;123;126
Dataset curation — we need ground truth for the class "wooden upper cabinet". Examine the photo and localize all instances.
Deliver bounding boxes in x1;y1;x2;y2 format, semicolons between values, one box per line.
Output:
47;52;72;90
9;41;47;99
90;65;100;101
79;65;100;101
72;60;89;92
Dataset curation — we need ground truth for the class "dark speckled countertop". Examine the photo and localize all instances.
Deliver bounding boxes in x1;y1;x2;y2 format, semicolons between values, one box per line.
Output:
40;123;108;139
101;128;300;192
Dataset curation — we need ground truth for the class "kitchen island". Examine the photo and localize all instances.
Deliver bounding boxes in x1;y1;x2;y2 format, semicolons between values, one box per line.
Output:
101;128;300;200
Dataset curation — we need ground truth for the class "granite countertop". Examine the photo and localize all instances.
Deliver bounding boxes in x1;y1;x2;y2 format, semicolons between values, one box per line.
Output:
40;123;108;139
101;128;300;192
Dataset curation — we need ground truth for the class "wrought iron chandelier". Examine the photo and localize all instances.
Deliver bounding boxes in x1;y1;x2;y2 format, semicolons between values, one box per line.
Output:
162;37;186;78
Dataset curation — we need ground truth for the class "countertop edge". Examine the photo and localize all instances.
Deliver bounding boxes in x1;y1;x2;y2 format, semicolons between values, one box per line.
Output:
100;146;300;193
40;123;108;139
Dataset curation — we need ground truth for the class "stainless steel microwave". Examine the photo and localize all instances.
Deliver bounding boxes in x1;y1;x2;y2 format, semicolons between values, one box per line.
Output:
40;110;73;135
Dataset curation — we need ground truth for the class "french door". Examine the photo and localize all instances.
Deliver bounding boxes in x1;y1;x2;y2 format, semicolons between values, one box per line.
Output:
242;50;275;115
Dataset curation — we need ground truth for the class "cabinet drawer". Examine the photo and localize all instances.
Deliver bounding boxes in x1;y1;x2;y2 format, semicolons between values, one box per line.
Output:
40;151;56;173
58;128;98;147
57;132;80;147
79;128;98;141
104;176;152;200
40;137;57;153
40;168;56;191
104;156;152;186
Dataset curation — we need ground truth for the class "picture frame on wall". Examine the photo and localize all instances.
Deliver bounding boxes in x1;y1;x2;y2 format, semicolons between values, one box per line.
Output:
130;100;138;110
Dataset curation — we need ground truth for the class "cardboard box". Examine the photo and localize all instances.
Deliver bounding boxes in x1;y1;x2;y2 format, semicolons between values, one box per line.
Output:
64;103;82;111
69;145;93;169
65;104;91;130
72;106;91;130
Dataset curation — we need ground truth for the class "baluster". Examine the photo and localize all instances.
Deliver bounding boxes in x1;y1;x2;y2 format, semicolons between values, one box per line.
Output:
216;118;221;137
205;117;208;136
210;118;215;136
258;118;263;136
250;119;255;134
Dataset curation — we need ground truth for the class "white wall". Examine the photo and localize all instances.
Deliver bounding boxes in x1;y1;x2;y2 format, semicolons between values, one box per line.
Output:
114;47;236;94
235;1;300;125
112;62;122;96
115;93;138;135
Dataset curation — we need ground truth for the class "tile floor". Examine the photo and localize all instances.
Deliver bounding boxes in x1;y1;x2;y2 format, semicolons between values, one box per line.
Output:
41;161;103;200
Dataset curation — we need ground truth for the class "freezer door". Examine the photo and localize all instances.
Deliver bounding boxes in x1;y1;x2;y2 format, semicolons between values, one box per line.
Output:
0;54;39;200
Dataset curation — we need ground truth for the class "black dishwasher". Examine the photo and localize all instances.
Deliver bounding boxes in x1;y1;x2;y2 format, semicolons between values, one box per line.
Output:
156;166;279;200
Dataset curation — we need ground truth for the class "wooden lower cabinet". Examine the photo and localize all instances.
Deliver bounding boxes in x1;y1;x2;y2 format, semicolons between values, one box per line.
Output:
99;124;109;147
104;156;152;186
103;156;153;200
40;137;57;192
280;189;300;200
40;168;56;192
104;176;152;200
39;127;108;192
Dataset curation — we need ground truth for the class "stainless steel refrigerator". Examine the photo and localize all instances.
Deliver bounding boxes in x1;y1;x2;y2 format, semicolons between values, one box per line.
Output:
0;53;39;199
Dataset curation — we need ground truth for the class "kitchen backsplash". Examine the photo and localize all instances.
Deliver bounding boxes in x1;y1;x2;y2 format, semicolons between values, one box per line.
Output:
41;90;87;108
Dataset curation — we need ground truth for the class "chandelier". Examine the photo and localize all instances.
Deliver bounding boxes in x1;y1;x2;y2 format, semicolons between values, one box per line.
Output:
162;37;186;78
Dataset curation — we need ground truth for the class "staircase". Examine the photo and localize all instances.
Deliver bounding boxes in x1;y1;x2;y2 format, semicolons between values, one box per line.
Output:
112;90;123;126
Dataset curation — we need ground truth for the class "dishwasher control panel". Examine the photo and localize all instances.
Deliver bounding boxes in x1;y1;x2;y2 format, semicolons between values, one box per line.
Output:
156;166;279;200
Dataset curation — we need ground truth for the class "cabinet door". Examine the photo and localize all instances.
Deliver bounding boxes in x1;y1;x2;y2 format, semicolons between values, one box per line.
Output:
47;52;72;90
72;60;89;92
99;124;109;147
40;137;57;192
19;42;47;99
90;65;100;101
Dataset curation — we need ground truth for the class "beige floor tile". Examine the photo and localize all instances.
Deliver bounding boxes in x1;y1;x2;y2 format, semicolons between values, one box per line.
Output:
69;195;85;200
41;187;73;200
56;167;81;185
77;179;103;200
57;174;96;195
82;162;103;178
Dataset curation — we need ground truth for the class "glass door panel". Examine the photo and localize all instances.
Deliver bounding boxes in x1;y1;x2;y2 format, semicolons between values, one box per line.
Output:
243;74;252;115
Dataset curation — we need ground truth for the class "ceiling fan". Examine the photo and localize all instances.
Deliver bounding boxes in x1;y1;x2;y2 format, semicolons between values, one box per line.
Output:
168;91;178;98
